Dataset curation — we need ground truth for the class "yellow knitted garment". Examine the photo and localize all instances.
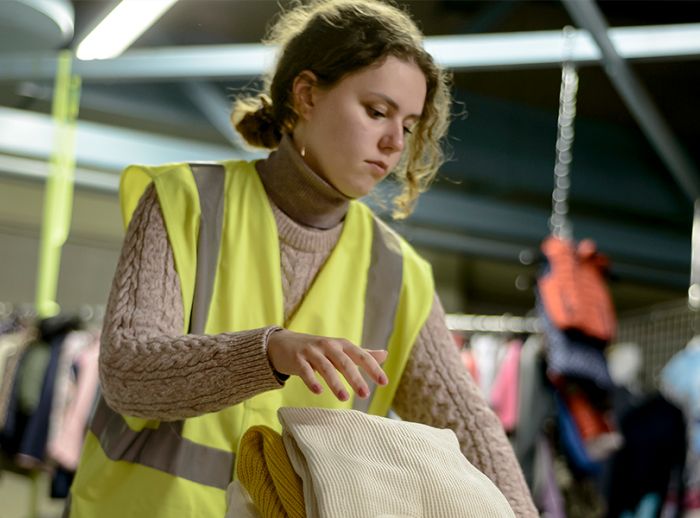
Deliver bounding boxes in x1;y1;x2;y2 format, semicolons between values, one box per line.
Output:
237;425;306;518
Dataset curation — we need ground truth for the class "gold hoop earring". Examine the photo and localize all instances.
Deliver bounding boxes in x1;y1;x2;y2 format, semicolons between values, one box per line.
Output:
300;146;306;158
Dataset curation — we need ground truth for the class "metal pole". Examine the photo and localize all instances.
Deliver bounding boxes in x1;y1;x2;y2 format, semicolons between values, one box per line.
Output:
35;50;81;317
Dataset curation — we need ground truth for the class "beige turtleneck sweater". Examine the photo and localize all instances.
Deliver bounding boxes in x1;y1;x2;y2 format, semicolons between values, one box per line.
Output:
99;135;537;517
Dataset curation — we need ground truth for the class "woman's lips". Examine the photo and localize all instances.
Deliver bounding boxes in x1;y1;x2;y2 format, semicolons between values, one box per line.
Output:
366;160;388;175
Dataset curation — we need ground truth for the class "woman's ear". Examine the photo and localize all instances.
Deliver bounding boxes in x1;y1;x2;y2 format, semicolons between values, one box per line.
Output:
291;70;318;121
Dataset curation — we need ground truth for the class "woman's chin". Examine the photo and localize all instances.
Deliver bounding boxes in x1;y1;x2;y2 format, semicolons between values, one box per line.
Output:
342;182;377;199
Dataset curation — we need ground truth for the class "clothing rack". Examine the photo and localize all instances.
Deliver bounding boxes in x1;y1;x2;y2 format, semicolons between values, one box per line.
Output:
0;302;36;320
446;313;541;334
0;302;105;325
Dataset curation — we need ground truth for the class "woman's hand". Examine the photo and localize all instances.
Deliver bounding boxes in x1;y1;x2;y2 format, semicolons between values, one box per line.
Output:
266;329;389;401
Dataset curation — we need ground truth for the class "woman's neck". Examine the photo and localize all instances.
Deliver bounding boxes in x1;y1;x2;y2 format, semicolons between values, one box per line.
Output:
255;133;350;230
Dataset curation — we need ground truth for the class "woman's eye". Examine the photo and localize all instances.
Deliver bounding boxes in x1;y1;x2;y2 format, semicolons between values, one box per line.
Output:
403;126;413;135
368;108;385;119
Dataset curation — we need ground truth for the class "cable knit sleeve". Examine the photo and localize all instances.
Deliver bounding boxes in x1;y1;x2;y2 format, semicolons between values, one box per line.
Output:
392;295;538;518
99;184;284;421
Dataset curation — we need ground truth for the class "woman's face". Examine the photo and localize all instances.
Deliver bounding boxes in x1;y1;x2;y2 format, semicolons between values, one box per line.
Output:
293;56;427;198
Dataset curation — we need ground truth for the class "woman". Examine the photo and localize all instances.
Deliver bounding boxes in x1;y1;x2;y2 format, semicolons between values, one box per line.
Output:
67;1;537;516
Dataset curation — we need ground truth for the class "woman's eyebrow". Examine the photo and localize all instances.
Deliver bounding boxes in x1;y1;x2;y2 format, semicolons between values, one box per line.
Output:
368;92;421;122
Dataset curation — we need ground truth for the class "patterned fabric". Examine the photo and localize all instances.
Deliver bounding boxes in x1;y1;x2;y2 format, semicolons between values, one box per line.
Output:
536;296;614;391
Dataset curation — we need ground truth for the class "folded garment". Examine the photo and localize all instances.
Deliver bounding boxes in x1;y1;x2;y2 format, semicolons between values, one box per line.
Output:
278;407;515;518
236;425;305;518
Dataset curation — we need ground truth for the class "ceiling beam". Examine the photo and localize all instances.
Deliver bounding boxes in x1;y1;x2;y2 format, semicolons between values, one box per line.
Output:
0;106;261;172
0;106;689;288
2;23;700;82
562;0;700;202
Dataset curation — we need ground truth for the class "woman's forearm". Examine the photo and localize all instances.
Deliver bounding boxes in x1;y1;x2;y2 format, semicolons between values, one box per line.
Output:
99;185;283;421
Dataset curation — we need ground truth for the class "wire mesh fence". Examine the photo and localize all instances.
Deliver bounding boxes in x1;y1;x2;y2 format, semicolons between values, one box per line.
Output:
617;298;700;389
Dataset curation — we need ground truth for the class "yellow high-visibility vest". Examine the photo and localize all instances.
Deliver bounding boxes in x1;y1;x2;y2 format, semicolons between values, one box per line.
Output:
68;160;434;517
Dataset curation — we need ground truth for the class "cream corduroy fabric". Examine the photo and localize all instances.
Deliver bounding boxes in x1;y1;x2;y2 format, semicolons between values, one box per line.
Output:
278;407;516;518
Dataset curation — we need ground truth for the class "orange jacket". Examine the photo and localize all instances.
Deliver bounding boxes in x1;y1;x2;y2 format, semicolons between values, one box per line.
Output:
538;235;616;342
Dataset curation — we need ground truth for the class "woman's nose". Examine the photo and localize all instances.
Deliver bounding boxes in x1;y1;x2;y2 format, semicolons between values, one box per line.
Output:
381;121;404;153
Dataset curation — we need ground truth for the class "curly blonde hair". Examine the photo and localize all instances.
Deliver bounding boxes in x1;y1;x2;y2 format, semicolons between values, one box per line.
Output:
231;0;452;219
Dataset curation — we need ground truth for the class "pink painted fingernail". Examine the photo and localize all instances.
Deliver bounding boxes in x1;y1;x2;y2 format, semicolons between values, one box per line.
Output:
338;390;349;401
378;375;388;385
312;384;322;394
358;388;368;398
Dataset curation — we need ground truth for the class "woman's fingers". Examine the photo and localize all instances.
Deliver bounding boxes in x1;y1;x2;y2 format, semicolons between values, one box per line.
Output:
308;349;350;401
367;349;388;364
308;341;390;400
267;330;390;401
344;346;389;387
326;343;370;398
297;359;323;395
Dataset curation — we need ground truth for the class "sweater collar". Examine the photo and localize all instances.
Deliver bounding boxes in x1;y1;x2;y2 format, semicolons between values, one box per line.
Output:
255;133;351;230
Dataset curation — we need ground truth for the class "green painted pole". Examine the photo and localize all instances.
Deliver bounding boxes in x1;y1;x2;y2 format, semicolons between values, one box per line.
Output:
35;50;81;317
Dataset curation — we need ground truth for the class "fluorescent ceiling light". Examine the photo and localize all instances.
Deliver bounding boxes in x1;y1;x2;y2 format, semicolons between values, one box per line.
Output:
3;22;699;81
425;23;700;69
612;23;700;59
76;0;178;61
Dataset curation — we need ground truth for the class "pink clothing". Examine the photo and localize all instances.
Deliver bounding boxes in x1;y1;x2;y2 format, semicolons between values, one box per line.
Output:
48;341;100;470
490;340;522;433
460;348;480;385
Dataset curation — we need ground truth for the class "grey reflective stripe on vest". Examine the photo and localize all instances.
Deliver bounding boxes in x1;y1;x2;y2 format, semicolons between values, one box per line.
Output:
90;398;234;489
88;163;233;491
189;163;226;334
353;217;404;413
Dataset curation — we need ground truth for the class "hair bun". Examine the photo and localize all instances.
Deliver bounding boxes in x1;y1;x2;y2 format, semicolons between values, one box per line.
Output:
232;95;282;149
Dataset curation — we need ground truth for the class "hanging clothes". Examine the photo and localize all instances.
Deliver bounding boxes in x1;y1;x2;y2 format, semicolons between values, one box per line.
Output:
556;394;602;476
537;236;616;343
536;295;614;392
660;338;700;512
15;330;65;469
604;393;687;518
0;315;82;465
490;339;522;433
47;331;93;450
0;330;32;431
0;336;50;457
470;333;508;398
47;335;100;471
514;334;556;492
532;437;566;518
